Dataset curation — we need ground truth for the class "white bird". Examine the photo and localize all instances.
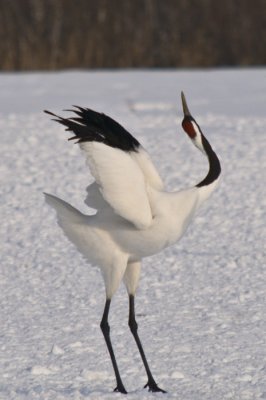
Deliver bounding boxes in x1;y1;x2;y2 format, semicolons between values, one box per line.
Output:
44;92;221;394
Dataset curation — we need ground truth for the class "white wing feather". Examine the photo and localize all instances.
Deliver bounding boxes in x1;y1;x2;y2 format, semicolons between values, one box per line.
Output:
131;146;164;190
85;147;163;211
80;142;153;229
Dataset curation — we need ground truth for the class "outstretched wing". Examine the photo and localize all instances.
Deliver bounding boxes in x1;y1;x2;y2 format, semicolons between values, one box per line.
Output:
44;107;162;229
81;141;153;228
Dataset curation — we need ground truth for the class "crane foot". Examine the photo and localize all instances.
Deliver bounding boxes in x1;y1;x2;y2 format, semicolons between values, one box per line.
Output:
114;385;127;394
144;380;167;393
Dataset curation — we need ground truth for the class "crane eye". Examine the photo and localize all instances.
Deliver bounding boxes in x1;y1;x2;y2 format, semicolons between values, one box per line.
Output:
182;119;197;139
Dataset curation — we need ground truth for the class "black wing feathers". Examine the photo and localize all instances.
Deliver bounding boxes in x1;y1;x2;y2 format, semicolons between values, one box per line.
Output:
44;107;140;152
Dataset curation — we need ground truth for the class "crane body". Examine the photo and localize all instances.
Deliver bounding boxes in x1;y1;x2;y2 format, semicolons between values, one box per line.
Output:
44;92;221;394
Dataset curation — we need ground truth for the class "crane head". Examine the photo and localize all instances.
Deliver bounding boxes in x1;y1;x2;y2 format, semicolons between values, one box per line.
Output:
181;91;199;140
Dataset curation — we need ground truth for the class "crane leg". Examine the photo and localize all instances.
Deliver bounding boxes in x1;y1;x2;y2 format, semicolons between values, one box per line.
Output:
128;294;166;393
100;298;127;394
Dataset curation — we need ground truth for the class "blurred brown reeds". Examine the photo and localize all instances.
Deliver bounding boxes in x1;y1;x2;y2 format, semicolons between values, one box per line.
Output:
0;0;265;70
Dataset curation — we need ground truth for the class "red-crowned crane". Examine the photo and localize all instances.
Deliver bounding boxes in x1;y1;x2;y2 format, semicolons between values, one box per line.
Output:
44;92;221;394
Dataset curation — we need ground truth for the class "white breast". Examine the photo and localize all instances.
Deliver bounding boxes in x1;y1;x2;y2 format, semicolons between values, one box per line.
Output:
87;187;200;261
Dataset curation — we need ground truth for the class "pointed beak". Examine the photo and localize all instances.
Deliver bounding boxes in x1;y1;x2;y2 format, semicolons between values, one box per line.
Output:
181;91;192;118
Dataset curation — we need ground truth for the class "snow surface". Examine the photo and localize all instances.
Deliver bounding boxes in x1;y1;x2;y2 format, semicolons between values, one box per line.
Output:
1;69;266;399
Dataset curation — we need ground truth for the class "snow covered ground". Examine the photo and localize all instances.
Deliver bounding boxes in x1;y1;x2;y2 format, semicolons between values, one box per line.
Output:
0;69;265;399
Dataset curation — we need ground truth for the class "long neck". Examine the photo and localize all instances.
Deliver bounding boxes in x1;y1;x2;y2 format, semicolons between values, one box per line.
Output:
180;91;221;206
196;134;221;188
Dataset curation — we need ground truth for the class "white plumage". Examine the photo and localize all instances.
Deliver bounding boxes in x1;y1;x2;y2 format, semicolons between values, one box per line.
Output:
44;92;221;394
81;142;154;229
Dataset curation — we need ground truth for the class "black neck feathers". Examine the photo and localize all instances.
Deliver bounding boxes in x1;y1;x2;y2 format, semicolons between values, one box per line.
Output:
196;134;221;188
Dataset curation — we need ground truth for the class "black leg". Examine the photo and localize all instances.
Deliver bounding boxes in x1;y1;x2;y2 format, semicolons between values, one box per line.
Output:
100;298;127;394
128;295;166;393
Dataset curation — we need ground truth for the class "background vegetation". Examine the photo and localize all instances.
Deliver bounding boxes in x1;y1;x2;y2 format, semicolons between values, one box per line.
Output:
0;0;265;70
